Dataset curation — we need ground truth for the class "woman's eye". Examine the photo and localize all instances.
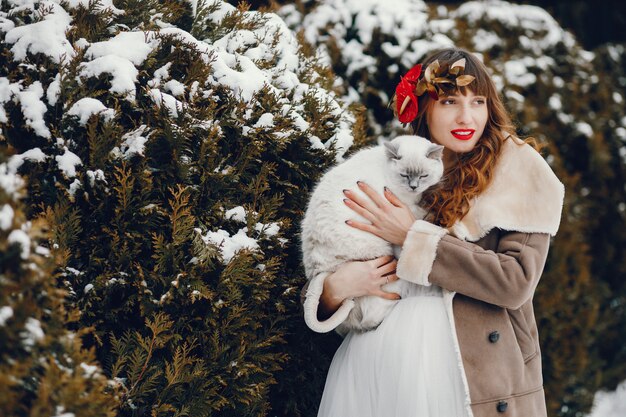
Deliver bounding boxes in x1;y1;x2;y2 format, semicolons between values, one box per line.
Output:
474;98;486;105
442;99;454;105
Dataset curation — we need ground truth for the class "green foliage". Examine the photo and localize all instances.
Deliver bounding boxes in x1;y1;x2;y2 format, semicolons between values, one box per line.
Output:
1;0;357;415
0;146;119;416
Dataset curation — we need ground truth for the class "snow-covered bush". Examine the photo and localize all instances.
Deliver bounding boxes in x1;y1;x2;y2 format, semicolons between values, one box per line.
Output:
1;0;365;415
0;145;118;416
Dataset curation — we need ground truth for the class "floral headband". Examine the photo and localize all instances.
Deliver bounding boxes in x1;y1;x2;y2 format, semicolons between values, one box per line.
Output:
393;58;476;124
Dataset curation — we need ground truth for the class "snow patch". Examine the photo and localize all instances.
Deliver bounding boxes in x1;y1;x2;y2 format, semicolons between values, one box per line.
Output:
86;169;107;187
111;125;150;159
575;122;593;138
254;221;280;237
0;204;14;230
80;56;139;100
68;179;82;197
55;147;82;178
4;2;74;64
65;0;123;14
67;97;116;125
587;379;626;417
86;31;158;66
8;149;47;175
17;81;51;138
79;362;99;377
21;317;44;347
197;227;260;264
148;89;183;117
0;306;14;326
253;113;275;128
164;79;185;97
47;74;61;106
0;162;25;198
0;78;22;123
225;206;246;223
8;229;30;259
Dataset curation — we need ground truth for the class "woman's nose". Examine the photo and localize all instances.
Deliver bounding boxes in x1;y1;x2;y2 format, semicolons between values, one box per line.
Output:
456;106;472;124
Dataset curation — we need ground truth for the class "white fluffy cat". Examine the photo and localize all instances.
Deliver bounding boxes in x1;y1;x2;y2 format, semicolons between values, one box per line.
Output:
301;135;445;333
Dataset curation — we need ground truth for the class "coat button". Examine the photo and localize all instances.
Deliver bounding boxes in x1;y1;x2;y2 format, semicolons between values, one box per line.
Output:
488;331;500;343
496;400;508;413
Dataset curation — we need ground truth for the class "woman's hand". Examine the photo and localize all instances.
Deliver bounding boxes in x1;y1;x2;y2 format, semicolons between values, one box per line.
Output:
343;181;417;246
318;255;401;319
325;255;401;301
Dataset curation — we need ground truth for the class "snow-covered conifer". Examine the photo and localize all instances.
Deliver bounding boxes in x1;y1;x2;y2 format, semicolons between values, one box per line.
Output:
1;0;364;414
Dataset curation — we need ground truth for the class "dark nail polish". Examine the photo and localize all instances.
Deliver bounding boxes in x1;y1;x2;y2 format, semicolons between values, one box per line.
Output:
384;186;389;192
343;189;349;194
357;181;363;185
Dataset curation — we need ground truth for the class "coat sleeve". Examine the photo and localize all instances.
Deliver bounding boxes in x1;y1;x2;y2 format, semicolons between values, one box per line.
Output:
396;220;551;310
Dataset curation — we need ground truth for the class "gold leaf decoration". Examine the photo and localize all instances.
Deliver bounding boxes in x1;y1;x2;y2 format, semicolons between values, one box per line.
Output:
456;75;475;87
424;59;439;82
434;77;455;85
400;56;476;111
450;58;466;69
415;80;427;96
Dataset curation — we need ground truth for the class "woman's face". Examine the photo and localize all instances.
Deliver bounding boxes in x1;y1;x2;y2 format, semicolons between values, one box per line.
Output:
426;90;488;162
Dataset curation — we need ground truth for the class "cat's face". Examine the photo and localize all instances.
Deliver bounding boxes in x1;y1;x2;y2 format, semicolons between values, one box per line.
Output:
385;136;444;194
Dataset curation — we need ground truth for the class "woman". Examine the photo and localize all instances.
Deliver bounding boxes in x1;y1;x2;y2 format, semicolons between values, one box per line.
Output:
300;48;565;417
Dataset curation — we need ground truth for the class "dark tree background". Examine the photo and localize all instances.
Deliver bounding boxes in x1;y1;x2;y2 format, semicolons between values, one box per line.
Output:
241;0;626;49
491;0;626;49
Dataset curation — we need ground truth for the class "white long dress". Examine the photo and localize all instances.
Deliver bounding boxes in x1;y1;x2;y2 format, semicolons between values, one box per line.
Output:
317;284;470;417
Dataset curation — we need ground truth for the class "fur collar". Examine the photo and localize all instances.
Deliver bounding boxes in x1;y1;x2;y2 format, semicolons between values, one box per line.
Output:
450;137;565;242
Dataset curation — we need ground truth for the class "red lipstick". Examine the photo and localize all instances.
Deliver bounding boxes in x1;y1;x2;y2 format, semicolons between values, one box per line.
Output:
451;129;475;140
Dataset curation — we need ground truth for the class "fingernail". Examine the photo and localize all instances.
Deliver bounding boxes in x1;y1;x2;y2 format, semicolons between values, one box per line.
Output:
343;189;349;194
357;181;363;186
345;220;351;225
395;295;401;300
384;186;389;192
343;198;349;203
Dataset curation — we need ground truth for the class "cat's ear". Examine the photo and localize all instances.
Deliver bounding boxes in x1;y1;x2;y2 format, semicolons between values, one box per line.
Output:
427;144;445;160
384;141;401;160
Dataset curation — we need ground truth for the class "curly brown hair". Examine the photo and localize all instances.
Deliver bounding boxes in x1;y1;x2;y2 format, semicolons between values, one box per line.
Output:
408;48;541;228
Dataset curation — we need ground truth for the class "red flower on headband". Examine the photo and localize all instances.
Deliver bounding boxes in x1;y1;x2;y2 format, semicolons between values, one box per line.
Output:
395;64;421;124
404;63;422;82
392;59;476;124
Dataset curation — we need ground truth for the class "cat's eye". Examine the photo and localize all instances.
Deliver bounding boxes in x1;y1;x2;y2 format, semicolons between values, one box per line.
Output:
400;174;409;179
419;174;428;179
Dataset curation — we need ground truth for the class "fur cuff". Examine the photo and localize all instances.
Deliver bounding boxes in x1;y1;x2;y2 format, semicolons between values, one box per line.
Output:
396;220;448;286
303;271;356;333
